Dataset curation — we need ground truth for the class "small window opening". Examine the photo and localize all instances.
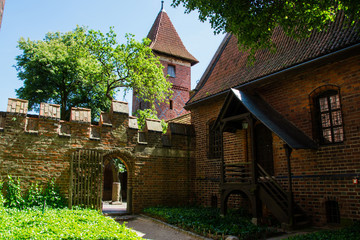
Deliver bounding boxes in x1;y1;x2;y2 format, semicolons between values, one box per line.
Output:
169;100;173;110
211;195;218;208
325;200;340;224
208;121;222;159
167;65;176;78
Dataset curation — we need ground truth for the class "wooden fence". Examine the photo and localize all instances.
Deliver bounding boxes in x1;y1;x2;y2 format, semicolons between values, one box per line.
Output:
69;150;103;209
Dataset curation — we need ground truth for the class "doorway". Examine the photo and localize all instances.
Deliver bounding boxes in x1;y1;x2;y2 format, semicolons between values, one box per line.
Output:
254;123;274;175
102;158;128;214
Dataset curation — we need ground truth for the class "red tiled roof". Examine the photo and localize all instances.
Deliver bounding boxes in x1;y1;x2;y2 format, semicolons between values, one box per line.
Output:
147;10;198;65
188;12;360;105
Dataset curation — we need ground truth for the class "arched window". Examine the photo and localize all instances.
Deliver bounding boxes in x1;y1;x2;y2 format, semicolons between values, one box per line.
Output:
316;90;344;144
208;120;222;159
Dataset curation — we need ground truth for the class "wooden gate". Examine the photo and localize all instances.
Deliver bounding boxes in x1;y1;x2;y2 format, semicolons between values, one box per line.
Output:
69;150;103;209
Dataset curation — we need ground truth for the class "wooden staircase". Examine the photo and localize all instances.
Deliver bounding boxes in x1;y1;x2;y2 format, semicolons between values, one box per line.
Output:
257;164;310;228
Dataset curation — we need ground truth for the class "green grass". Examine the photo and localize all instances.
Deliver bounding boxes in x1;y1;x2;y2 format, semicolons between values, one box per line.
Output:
144;206;271;240
287;222;360;240
0;207;141;240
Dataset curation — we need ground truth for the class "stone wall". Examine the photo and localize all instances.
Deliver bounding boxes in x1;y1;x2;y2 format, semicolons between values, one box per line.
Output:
0;98;195;213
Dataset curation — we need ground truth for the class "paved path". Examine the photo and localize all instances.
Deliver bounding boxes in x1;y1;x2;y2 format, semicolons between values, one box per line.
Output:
116;215;208;240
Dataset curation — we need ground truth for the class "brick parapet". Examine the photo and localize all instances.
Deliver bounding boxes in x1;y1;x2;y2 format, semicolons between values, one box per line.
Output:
0;98;192;150
0;98;195;214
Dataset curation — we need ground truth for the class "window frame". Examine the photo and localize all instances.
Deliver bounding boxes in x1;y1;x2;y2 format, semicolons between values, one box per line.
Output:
313;89;345;145
167;65;176;78
325;200;340;224
207;120;222;159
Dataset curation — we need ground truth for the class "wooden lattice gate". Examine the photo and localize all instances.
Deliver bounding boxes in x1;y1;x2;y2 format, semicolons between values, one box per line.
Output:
69;150;103;209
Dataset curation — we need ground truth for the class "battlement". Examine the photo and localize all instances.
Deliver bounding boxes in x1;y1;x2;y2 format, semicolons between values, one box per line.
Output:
0;98;195;213
0;98;194;149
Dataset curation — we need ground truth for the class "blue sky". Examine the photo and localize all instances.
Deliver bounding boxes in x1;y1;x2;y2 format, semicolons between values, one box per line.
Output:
0;0;224;113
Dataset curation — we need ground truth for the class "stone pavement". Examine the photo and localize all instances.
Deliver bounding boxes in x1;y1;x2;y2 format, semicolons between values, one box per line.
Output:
102;203;314;240
116;215;209;240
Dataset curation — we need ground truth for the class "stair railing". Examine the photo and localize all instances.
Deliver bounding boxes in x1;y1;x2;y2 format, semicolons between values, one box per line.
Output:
257;163;289;212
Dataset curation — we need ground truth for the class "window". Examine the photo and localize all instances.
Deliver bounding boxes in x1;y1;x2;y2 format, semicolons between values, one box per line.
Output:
316;90;344;144
169;100;173;110
325;200;340;224
167;65;176;78
208;121;222;159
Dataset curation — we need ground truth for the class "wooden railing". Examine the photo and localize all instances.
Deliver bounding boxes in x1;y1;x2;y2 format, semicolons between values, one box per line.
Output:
224;162;252;183
257;164;288;212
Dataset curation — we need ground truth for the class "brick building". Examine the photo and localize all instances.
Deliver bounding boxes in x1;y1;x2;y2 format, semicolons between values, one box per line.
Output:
132;4;198;121
186;13;360;227
1;5;359;230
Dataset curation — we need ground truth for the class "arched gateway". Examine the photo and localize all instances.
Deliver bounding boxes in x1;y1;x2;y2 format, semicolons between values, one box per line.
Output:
69;149;135;212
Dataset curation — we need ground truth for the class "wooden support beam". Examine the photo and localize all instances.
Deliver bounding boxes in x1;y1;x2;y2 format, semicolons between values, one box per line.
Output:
284;144;294;227
220;123;225;185
221;112;250;123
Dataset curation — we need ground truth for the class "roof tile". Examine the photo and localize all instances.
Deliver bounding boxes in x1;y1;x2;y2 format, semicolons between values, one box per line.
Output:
147;10;198;65
189;12;360;104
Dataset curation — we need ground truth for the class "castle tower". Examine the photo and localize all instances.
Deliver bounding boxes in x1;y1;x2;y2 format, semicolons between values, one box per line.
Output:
132;2;198;121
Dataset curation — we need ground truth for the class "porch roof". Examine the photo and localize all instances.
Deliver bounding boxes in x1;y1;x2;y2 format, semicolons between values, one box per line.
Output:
215;89;317;150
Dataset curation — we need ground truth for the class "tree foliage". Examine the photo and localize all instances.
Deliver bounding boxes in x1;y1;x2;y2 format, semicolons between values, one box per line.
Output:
172;0;360;59
134;108;168;133
16;26;172;120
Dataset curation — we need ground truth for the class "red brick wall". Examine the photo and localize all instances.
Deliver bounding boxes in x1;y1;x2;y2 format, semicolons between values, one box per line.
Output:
257;55;360;225
190;97;223;206
132;57;192;121
0;101;195;214
190;55;360;225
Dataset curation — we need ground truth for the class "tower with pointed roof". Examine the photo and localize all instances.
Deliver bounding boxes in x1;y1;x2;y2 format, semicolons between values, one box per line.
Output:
132;2;198;121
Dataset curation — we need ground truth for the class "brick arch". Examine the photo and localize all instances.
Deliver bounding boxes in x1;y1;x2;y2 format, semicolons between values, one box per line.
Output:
221;188;255;216
309;84;340;98
103;149;135;173
103;149;136;213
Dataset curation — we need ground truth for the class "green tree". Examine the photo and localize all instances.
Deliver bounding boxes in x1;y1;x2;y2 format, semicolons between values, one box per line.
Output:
172;0;360;59
16;26;172;120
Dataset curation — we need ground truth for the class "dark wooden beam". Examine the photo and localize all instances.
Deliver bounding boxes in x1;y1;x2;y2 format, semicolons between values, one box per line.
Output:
284;144;294;227
221;112;250;123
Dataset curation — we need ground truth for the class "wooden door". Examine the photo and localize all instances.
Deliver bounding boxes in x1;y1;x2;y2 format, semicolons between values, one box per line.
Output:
254;123;274;175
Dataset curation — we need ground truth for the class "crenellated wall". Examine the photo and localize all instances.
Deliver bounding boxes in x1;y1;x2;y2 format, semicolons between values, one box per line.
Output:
0;98;195;213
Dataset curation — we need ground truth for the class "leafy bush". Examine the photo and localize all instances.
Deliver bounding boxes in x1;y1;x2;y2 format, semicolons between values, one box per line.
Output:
288;222;360;240
24;182;43;207
4;176;25;209
4;176;66;209
42;178;67;208
144;206;269;240
0;181;4;207
0;208;141;239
